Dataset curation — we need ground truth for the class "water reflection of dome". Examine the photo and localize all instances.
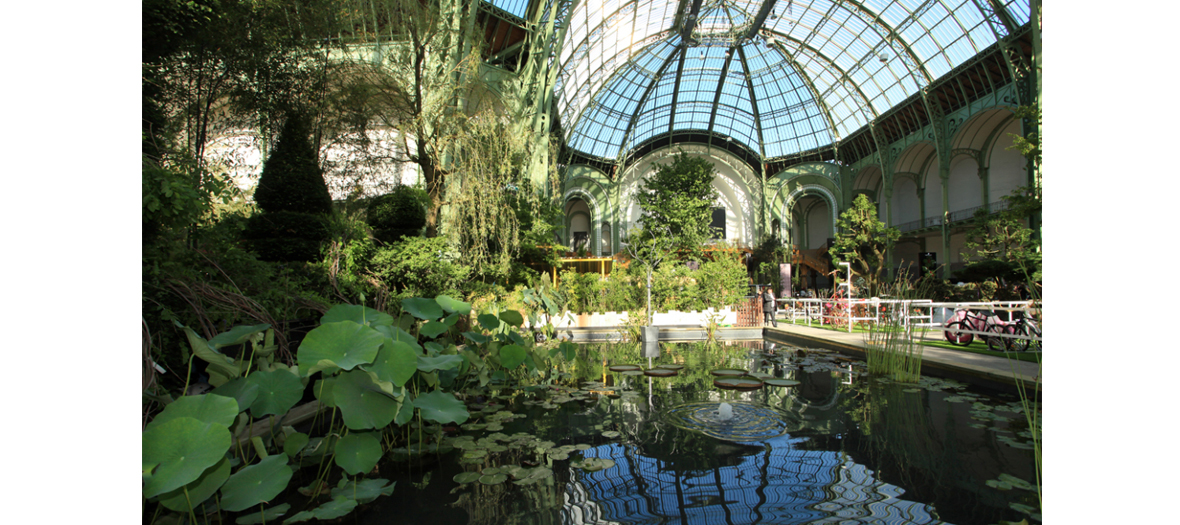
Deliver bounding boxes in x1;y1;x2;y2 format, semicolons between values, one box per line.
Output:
566;441;946;524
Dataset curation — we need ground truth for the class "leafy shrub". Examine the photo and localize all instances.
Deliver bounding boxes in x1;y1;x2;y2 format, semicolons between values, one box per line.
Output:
242;211;329;262
253;113;333;216
366;185;429;244
370;237;469;298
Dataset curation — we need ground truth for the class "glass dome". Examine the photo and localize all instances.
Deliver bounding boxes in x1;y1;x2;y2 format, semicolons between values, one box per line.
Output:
554;0;1031;162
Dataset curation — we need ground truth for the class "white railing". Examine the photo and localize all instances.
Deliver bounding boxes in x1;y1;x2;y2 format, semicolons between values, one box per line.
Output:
776;298;1041;346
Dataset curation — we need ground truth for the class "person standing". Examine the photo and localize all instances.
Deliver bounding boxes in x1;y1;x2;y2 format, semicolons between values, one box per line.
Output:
762;287;777;327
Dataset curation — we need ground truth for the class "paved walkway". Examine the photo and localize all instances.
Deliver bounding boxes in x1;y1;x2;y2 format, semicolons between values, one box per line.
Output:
764;321;1041;391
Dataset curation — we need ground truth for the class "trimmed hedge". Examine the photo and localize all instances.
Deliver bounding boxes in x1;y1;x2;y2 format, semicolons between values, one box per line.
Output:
253;113;333;216
366;186;428;244
242;211;329;262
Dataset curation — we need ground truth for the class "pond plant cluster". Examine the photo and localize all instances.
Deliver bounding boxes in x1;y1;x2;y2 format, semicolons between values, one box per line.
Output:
142;293;1039;525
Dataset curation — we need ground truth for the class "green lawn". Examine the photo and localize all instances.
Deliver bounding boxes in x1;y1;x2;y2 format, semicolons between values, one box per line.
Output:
776;319;1041;363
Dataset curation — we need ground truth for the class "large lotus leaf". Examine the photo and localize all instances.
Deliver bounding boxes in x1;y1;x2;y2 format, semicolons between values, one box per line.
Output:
401;298;444;321
435;295;472;315
373;325;422;353
147;393;239;431
333;370;401;430
412;390;469;425
157;456;230;512
418;354;464;373
180;325;239;383
330;478;396;504
284;432;309;457
142;417;232;498
418;320;449;339
441;312;461;327
208;324;271;348
461;331;489;344
211;378;259;414
394;395;415;425
477;313;500;331
286;497;358;523
320;305;394;328
369;339;418;388
246;370;304;418
423;341;444;356
312;377;336;408
297;321;384;377
219;453;293;512
334;432;382;475
499;344;527;369
233;503;290;525
498;310;524;327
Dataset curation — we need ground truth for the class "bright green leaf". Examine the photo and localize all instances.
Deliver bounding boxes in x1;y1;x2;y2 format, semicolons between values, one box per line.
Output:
333;370;401;430
147;393;239;431
435;296;472;315
157;456;230;512
417;355;464;373
335;432;382;475
320;304;394;327
477;313;500;331
209;324;271;348
297;321;384;377
499;344;527;369
498;310;524;327
368;339;419;388
412;390;469;425
419;321;449;339
234;503;291;525
246;370;304;418
402;298;444;321
210;378;259;414
142;418;232;498
219;454;293;512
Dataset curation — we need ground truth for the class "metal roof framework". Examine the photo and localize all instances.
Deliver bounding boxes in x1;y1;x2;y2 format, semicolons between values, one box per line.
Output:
551;0;1032;165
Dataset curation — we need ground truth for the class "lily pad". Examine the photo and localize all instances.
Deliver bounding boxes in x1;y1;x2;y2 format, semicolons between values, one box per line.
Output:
147;393;239;431
453;472;482;484
571;457;616;472
714;376;764;390
601;430;621;439
320;305;394;327
142;417;232;499
246;369;304;418
335;432;382;475
234;503;291;524
413;390;470;425
711;368;747;377
333;369;401;430
402;298;444;321
285;497;358;522
608;364;641;372
329;478;396;504
653;364;684;370
621;370;644;376
297;321;385;377
644;368;678;377
763;379;801;387
479;474;508;485
219;453;293;512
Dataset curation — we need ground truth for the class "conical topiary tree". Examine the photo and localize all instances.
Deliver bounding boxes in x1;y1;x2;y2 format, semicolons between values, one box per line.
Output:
245;113;333;262
253;113;333;215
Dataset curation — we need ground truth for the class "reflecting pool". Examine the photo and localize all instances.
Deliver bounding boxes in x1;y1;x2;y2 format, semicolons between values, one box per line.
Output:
362;341;1040;525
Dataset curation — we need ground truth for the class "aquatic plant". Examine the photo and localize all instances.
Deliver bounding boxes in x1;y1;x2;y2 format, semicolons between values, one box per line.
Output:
143;293;578;524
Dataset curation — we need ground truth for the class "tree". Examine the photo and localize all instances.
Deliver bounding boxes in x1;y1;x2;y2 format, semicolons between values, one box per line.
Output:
962;186;1042;282
633;151;719;259
253;113;333;215
339;0;497;238
830;194;900;296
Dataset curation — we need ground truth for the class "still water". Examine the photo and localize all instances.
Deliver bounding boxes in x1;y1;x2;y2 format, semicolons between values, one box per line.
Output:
362;341;1039;525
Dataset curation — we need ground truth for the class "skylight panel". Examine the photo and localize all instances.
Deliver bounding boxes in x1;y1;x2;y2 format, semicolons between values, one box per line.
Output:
484;0;528;19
